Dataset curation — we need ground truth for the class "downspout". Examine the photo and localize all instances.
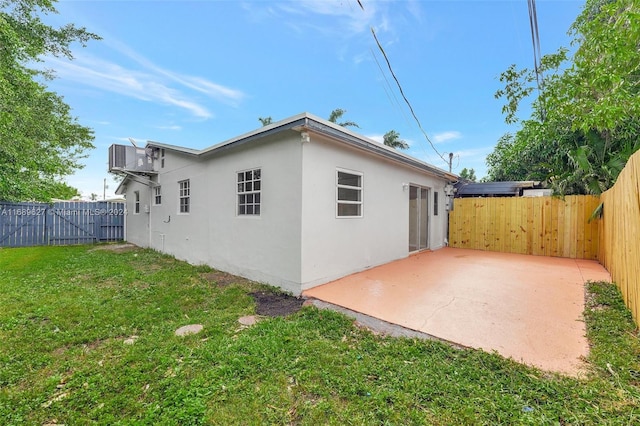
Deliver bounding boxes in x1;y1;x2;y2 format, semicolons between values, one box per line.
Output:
148;184;153;248
123;202;127;242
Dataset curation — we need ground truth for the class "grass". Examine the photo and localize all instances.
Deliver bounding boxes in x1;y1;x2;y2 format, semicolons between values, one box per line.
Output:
0;245;638;425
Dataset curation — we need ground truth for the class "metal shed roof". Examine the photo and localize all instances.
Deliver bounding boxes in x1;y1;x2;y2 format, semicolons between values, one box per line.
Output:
455;181;540;197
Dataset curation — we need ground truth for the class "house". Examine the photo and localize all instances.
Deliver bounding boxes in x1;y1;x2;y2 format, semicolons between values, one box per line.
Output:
454;181;549;198
111;112;457;295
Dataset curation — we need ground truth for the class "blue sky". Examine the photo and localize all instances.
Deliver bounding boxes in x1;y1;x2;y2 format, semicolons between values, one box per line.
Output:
45;0;585;198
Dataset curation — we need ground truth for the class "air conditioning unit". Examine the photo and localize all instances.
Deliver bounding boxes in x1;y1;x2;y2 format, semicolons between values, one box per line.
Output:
109;144;153;173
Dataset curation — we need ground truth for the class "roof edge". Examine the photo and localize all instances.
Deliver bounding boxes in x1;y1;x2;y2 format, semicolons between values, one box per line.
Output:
145;112;458;181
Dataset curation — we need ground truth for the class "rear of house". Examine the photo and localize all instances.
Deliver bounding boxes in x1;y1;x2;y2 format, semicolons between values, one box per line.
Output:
113;113;456;294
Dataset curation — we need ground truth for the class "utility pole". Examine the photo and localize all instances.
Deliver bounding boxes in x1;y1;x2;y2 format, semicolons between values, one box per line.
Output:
103;178;107;200
448;153;453;173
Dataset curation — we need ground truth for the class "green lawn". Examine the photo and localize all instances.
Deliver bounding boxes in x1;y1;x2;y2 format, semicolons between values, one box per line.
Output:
0;245;638;425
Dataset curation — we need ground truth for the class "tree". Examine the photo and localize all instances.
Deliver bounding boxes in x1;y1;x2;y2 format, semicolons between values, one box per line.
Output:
327;108;359;128
0;0;99;201
382;130;409;150
488;0;640;195
258;116;272;126
459;168;477;182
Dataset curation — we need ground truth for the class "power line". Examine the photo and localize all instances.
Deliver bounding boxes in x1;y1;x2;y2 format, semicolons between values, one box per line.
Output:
528;0;545;121
370;27;448;166
369;48;414;131
527;0;543;89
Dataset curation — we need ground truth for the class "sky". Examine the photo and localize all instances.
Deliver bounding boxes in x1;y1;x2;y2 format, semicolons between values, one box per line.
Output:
43;0;586;199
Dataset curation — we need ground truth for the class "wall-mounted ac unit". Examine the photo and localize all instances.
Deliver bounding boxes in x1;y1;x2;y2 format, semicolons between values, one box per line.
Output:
109;144;153;173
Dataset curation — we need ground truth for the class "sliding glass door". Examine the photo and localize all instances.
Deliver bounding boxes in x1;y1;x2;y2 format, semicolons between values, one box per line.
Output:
409;185;429;252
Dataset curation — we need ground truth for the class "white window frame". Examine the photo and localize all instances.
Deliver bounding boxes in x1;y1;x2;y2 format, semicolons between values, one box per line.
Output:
133;191;140;214
336;168;363;218
178;179;190;214
237;168;261;216
160;148;165;168
153;185;162;206
434;191;439;216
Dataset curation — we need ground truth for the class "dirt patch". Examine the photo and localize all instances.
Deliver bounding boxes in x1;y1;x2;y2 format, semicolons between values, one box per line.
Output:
83;338;105;351
90;243;137;253
135;263;163;272
250;291;304;317
200;271;251;287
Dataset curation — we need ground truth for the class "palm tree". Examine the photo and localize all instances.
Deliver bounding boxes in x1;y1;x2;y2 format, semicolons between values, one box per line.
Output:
327;109;359;129
258;117;273;126
383;130;409;150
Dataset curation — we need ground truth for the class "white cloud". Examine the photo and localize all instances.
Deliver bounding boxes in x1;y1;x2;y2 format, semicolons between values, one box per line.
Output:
253;0;386;38
178;76;245;105
104;38;246;106
452;146;493;159
157;125;182;131
367;134;384;144
433;131;462;144
448;146;494;179
245;0;416;67
406;0;424;22
45;36;245;119
281;0;377;28
366;133;415;148
49;56;214;119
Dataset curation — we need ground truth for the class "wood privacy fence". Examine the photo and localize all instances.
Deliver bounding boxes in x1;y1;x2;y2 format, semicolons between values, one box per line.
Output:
448;195;601;260
598;149;640;324
0;201;125;247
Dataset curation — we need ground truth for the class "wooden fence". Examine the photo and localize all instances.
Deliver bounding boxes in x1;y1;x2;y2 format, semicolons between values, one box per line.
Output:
598;149;640;324
448;195;601;260
0;201;125;247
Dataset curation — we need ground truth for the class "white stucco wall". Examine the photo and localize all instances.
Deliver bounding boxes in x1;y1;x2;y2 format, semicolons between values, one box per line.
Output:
140;132;304;294
122;180;151;247
299;133;449;289
120;127;450;295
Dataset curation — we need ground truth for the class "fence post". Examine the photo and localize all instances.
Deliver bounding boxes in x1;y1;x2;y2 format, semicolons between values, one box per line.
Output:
45;203;51;246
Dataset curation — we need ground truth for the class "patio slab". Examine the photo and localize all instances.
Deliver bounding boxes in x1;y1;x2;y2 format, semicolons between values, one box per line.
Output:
303;247;612;375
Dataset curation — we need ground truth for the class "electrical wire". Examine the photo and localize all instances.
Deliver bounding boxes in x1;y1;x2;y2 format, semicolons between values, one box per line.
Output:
369;48;414;131
370;47;438;165
528;0;542;88
370;27;448;166
528;0;545;120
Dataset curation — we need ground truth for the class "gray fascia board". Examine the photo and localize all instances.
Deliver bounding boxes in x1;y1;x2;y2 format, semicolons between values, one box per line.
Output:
301;119;457;181
144;112;457;181
145;114;311;157
145;141;200;156
198;117;309;157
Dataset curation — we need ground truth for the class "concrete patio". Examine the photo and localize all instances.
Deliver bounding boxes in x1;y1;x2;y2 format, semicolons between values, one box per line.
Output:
303;247;611;375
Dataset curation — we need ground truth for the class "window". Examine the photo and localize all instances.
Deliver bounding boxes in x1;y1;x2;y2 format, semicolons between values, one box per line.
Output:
160;149;165;168
434;191;439;216
178;180;190;213
237;168;261;216
336;170;362;217
154;185;162;205
134;191;140;214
